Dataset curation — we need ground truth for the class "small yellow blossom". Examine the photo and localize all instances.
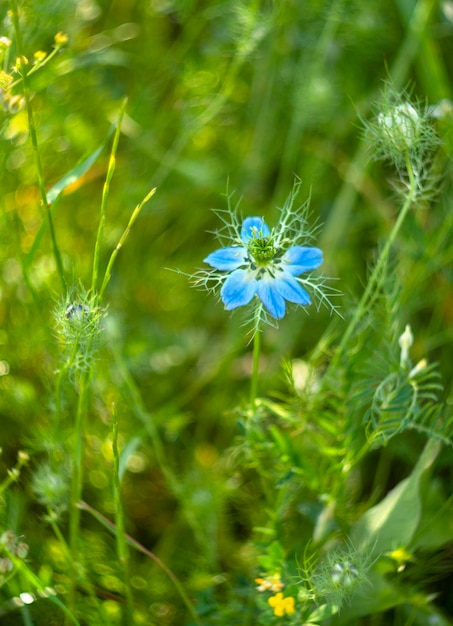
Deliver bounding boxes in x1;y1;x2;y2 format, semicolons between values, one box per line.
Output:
54;32;68;46
0;36;12;49
33;50;47;63
0;70;13;89
17;451;30;464
14;55;28;71
255;572;284;592
268;592;295;617
387;547;413;572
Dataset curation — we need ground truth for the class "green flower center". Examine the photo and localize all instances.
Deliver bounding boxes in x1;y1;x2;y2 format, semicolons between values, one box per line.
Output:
248;236;276;265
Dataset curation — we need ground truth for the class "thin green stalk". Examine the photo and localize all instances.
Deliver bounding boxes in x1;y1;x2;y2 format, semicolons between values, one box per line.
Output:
250;329;261;409
19;606;33;626
10;0;66;293
54;366;66;435
333;157;417;361
91;98;127;295
0;453;29;498
109;330;173;486
98;188;156;300
68;370;89;617
112;406;135;624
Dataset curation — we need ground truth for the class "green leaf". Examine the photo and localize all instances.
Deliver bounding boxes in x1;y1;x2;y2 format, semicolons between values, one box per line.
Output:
335;570;452;623
118;435;142;481
23;126;116;272
351;439;441;556
47;125;115;204
305;603;339;623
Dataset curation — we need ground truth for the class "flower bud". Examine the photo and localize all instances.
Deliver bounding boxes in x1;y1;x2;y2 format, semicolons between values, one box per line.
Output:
55;292;104;374
398;324;413;367
0;557;13;574
331;560;359;587
310;542;372;609
409;358;427;379
0;531;16;550
15;542;29;559
378;103;420;152
65;302;90;323
17;450;30;464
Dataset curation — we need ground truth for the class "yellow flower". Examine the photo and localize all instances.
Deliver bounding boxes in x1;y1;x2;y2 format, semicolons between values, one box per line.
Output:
268;592;295;617
255;572;284;592
387;547;413;572
14;56;28;70
0;70;13;89
0;36;12;49
54;32;68;46
33;50;47;63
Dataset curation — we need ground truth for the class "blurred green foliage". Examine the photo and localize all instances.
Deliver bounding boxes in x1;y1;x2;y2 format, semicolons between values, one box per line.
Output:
1;0;453;624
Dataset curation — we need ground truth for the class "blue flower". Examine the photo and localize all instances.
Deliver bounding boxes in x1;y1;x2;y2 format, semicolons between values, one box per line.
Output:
203;217;323;319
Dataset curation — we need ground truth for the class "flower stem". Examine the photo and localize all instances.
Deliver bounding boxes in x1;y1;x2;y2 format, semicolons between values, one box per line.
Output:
112;405;135;624
0;453;29;498
68;370;89;617
250;329;261;409
91;99;127;296
98;188;156;301
10;0;66;293
334;157;417;360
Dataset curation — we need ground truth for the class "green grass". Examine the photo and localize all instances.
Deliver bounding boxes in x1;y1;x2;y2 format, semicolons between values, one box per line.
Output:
1;1;453;624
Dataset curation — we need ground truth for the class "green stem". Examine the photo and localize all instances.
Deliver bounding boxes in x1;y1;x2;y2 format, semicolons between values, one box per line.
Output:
10;0;66;293
333;158;417;361
98;188;156;301
68;370;89;616
250;330;261;409
0;454;29;498
91;99;127;295
112;406;135;624
108;331;176;488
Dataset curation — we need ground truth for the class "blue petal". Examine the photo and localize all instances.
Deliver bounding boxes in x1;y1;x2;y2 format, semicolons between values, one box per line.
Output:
256;276;286;319
282;246;323;276
204;246;247;270
221;269;257;310
274;271;311;305
241;217;271;243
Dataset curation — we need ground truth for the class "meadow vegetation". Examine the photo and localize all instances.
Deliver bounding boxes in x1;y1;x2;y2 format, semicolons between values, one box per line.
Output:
1;1;453;624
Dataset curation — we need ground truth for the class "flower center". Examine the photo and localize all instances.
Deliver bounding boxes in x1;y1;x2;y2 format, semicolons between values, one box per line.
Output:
248;236;276;266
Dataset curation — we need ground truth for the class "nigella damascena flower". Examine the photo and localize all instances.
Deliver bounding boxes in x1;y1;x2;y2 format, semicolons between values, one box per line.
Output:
191;183;339;331
203;216;323;320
